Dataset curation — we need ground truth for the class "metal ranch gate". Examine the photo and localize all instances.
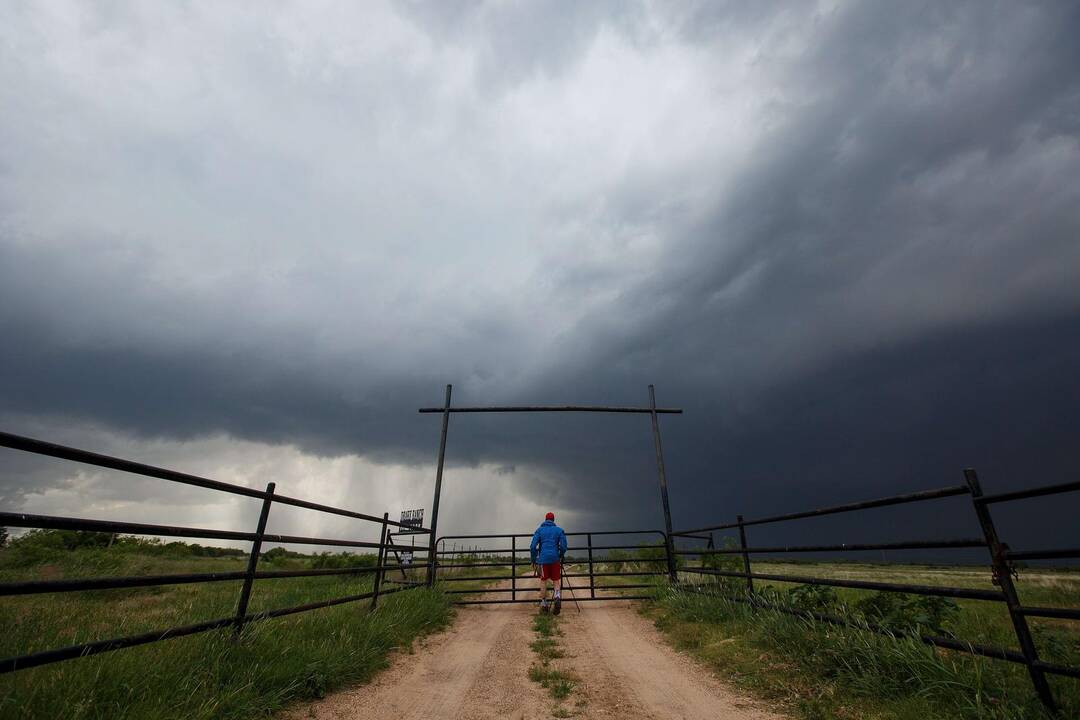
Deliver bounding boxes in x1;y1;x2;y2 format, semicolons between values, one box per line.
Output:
0;382;1078;714
415;384;1080;714
434;530;669;604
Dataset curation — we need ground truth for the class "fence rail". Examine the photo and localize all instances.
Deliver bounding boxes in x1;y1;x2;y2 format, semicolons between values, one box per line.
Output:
0;430;431;674
672;469;1080;714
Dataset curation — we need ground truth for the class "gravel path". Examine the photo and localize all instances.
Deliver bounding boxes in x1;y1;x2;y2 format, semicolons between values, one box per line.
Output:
285;584;784;720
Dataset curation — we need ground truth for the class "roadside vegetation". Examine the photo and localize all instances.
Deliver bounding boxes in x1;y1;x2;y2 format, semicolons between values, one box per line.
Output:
644;552;1080;720
579;540;1080;718
0;530;452;720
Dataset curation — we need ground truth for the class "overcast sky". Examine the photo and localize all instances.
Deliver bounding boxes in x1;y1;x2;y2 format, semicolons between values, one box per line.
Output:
2;1;1079;555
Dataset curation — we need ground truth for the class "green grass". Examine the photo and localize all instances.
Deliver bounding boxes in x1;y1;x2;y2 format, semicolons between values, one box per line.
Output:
640;560;1080;720
527;609;579;711
528;666;576;699
529;637;564;661
0;540;453;720
532;612;559;638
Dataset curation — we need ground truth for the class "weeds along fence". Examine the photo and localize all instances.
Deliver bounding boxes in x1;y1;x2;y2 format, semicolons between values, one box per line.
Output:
433;530;669;603
0;430;432;674
671;469;1080;713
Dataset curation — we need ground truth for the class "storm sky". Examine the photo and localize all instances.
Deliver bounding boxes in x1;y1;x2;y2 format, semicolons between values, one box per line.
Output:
2;1;1079;554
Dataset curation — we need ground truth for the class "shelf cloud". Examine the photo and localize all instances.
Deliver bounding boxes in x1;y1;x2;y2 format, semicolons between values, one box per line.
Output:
2;1;1079;550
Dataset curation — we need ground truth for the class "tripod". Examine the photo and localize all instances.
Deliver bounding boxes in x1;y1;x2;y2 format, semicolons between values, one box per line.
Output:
559;564;582;613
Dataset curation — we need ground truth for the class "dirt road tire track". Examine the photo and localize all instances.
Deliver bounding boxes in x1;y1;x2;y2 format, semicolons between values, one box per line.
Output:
286;587;783;720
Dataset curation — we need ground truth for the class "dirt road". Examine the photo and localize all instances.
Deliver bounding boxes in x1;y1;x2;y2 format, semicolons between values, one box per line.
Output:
286;585;783;720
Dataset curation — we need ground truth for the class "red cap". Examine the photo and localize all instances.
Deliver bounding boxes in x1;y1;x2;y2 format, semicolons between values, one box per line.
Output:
545;511;555;521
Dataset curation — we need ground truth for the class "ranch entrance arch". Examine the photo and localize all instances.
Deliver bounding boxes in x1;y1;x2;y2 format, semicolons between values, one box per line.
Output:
417;384;684;592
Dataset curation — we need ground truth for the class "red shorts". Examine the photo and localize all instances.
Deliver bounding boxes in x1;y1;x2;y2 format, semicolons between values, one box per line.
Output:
539;562;561;582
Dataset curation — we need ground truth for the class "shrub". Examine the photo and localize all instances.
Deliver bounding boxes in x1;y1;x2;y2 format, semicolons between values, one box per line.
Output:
634;541;671;573
309;552;377;572
700;536;743;572
854;592;959;635
787;583;839;611
605;549;629;570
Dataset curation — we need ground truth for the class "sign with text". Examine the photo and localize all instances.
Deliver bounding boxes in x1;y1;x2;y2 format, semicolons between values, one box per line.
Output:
399;508;424;531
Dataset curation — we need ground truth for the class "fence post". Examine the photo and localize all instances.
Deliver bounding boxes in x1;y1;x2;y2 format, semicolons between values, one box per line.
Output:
234;481;275;633
587;533;596;599
511;535;516;602
427;384;452;586
964;468;1057;713
371;512;389;610
737;515;754;594
648;385;678;584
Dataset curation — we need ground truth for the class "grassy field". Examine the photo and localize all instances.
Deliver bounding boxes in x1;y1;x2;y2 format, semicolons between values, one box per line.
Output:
0;532;451;720
563;549;1080;718
646;559;1080;720
5;533;1078;720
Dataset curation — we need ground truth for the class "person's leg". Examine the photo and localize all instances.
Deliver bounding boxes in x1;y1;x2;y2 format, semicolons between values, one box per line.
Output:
552;563;562;614
537;567;549;610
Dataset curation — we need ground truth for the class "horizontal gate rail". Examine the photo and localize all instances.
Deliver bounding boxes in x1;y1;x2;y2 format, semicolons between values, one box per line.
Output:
1005;548;1080;561
454;595;657;605
435;543;664;554
1020;606;1080;621
682;567;1006;601
418;405;682;414
432;557;649;570
429;529;667;540
975;478;1080;505
0;585;412;674
443;583;658;595
0;563;423;596
676;538;987;555
673;484;970;536
0;429;427;674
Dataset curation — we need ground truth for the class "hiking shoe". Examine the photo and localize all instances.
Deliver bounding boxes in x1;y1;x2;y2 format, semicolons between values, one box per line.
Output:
539;601;549;614
553;598;562;615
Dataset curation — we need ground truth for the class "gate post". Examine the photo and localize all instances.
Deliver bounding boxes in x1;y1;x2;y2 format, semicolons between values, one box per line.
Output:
427;384;452;586
737;515;754;594
648;385;678;583
964;468;1057;713
587;533;596;599
234;482;275;633
371;512;389;610
511;535;516;602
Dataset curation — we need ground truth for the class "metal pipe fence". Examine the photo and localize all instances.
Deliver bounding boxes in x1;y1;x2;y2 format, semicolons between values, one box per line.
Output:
6;422;1077;712
672;469;1080;713
0;430;432;674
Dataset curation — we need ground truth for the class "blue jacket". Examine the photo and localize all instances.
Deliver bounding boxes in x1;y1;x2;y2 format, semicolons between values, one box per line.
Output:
530;520;567;565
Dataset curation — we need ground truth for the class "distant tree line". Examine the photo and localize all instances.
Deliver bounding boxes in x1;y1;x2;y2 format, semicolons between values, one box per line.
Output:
0;528;379;573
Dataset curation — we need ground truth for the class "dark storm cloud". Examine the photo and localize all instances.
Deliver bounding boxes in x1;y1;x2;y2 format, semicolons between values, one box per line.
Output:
1;2;1079;548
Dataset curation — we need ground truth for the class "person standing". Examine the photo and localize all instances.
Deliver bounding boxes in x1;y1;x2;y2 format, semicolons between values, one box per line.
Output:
530;511;568;614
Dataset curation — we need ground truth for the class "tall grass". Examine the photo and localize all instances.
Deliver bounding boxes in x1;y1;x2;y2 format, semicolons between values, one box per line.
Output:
653;583;1078;720
0;537;453;720
2;587;450;720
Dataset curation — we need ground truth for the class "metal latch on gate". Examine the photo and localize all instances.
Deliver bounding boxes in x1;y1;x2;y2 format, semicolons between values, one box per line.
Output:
991;543;1018;587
